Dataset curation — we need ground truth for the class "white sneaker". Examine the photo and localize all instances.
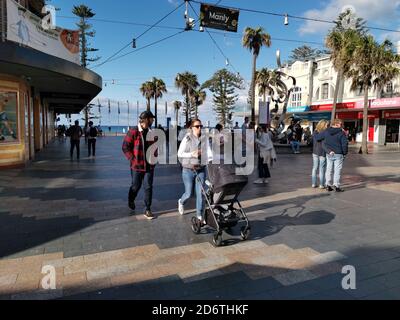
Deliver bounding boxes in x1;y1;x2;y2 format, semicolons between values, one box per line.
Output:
178;199;185;215
263;179;269;184
254;179;264;184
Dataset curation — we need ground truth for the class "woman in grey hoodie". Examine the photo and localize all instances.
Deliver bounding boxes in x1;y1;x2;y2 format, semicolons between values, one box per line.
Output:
312;120;329;189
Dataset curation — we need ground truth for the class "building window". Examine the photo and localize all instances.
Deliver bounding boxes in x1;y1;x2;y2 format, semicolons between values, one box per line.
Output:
0;91;19;144
322;83;329;100
386;82;393;94
291;87;302;107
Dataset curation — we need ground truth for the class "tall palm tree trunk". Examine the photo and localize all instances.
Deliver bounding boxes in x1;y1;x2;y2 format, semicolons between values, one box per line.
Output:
307;60;315;106
251;53;257;123
155;98;158;127
361;84;369;154
185;89;190;124
331;71;342;123
263;92;267;124
146;98;150;111
176;109;179;127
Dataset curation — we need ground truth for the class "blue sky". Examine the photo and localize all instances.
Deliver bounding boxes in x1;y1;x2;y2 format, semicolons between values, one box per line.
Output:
52;0;400;126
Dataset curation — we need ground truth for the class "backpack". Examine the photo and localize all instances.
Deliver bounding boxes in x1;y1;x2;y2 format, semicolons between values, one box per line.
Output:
89;126;98;138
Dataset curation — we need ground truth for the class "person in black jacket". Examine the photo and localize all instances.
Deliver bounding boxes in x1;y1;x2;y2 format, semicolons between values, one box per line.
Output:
312;120;329;189
69;120;83;160
322;119;349;192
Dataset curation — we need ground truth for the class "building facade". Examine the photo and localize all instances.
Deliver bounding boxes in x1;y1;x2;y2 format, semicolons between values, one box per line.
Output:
0;0;102;168
256;51;400;146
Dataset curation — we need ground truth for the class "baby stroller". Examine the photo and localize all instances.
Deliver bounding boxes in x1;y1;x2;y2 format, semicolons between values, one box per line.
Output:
192;163;251;247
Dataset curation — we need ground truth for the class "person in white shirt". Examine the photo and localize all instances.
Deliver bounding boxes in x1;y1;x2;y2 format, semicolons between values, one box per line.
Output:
255;125;274;184
177;119;212;224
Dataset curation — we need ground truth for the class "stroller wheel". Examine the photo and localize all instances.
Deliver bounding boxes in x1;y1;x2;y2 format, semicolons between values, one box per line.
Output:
191;217;201;234
240;226;251;241
212;232;223;247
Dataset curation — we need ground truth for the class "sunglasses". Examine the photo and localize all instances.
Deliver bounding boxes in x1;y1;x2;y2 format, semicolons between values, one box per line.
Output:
193;125;203;129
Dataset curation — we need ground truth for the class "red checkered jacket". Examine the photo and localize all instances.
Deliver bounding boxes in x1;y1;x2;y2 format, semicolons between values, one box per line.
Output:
122;126;157;172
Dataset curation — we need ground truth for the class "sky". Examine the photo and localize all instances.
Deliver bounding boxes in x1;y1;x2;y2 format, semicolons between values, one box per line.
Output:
51;0;400;127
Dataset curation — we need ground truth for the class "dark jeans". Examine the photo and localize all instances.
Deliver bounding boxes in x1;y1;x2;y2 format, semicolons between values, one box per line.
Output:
70;139;80;159
88;139;96;156
129;170;154;210
258;156;271;179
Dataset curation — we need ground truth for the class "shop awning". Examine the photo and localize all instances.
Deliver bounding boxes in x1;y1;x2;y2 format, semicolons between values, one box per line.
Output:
0;41;102;114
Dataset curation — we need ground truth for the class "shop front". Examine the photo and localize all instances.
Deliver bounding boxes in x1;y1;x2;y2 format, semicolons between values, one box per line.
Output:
0;42;102;168
383;110;400;144
336;110;380;143
288;99;400;145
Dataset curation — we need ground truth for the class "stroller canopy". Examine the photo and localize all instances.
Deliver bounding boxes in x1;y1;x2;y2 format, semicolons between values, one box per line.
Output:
208;164;248;193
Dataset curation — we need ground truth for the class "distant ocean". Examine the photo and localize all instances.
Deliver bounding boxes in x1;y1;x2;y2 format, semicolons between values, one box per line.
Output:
100;126;132;134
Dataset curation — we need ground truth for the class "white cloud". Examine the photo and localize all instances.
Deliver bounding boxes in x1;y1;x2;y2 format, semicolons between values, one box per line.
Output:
299;0;400;35
167;0;180;7
380;27;400;45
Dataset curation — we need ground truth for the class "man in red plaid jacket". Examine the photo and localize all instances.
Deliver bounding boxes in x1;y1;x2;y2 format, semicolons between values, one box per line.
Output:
122;111;157;220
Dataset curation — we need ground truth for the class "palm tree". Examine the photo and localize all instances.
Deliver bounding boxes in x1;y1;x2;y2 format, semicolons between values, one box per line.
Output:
151;77;167;127
175;72;199;124
173;101;182;127
242;27;271;123
348;36;400;154
190;89;207;119
326;10;367;123
140;81;153;111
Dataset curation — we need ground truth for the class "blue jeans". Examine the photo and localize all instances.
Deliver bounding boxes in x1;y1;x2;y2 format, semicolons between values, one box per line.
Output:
291;141;300;153
181;168;206;219
325;154;344;187
129;170;154;210
312;154;326;187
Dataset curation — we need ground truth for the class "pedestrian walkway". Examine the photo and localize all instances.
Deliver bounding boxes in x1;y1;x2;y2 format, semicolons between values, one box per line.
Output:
0;137;400;300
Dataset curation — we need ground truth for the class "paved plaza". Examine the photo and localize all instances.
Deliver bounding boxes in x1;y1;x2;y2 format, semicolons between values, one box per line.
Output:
0;137;400;300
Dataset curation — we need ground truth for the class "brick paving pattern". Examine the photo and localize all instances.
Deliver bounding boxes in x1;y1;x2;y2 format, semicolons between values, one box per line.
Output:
0;137;400;300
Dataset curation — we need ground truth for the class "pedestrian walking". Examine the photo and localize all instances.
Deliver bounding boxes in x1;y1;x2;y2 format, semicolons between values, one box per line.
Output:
254;125;273;184
177;119;212;224
242;117;249;130
87;121;98;158
322;119;348;192
311;120;329;189
69;120;83;160
122;111;157;220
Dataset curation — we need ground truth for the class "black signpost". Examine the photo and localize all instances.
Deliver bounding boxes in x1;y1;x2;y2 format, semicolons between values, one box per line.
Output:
200;3;239;32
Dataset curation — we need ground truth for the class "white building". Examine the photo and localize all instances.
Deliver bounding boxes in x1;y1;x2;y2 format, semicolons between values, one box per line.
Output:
256;50;400;145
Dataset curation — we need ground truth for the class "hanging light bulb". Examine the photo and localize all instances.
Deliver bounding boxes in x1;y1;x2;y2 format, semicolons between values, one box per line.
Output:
132;38;136;48
284;14;289;26
199;26;204;32
225;58;230;66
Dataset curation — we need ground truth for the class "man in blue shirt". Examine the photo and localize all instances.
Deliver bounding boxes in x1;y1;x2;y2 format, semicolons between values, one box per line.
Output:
322;119;349;192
